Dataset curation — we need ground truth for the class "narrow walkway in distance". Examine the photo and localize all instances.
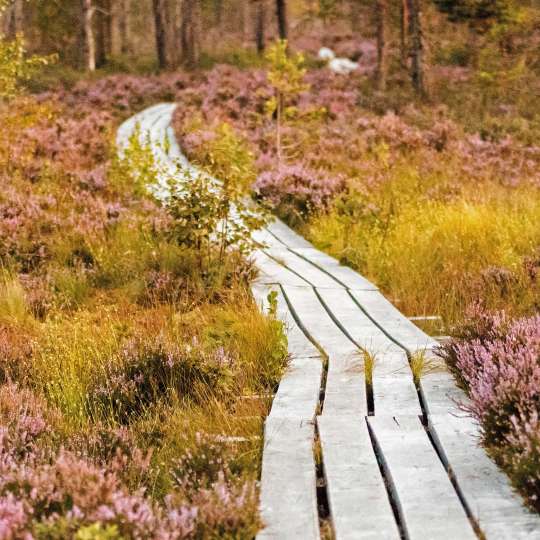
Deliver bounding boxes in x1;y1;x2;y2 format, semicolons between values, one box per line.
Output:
118;104;540;540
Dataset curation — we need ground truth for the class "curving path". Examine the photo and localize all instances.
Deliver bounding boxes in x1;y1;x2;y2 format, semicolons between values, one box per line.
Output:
118;104;540;540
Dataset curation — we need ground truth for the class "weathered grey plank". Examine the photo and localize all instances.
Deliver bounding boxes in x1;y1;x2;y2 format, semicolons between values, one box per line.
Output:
429;414;540;539
251;283;320;359
266;218;314;249
251;283;322;420
281;285;366;416
368;416;477;540
252;250;310;288
264;247;343;289
420;364;469;416
269;356;322;420
292;247;377;291
349;290;435;353
317;288;421;415
318;415;400;540
258;416;320;540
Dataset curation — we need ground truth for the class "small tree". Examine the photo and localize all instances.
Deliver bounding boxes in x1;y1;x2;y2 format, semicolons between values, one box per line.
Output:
0;33;56;101
265;39;308;164
167;122;266;268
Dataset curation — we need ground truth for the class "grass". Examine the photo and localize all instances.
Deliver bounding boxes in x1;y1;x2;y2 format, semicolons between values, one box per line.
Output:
0;270;31;326
409;350;438;386
362;350;377;388
308;172;540;327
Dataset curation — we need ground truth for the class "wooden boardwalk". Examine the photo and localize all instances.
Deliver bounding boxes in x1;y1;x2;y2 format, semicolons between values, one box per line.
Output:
118;104;540;540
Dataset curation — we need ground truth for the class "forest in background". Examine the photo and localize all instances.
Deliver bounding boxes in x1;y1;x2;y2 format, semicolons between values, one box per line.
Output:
2;0;539;100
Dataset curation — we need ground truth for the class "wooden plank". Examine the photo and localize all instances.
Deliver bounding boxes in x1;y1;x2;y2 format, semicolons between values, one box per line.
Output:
419;365;469;416
367;416;477;540
281;285;366;416
252;227;286;249
264;247;344;289
116;103;170;148
292;247;377;291
266;218;314;249
251;283;322;420
349;290;436;353
429;414;540;539
251;283;320;359
258;416;320;540
251;250;310;288
318;415;400;540
317;288;421;415
269;356;322;420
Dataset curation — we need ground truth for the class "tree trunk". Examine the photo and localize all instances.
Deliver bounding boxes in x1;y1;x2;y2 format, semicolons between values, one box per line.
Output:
276;0;287;40
81;0;96;71
3;0;24;39
400;0;409;68
165;0;181;67
152;0;167;68
349;0;361;32
406;0;426;95
242;0;250;46
375;0;389;91
95;0;111;67
118;0;130;55
181;0;201;69
254;0;265;53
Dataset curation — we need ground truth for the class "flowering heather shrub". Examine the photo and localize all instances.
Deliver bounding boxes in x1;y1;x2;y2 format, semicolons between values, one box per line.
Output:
87;337;234;423
439;305;540;508
0;381;261;537
254;163;346;224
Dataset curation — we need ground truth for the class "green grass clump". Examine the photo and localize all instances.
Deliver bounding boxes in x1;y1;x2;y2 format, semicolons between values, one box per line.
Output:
0;270;31;326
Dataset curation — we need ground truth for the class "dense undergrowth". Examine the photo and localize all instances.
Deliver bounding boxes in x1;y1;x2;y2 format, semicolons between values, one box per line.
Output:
0;75;288;538
172;52;540;510
173;62;540;328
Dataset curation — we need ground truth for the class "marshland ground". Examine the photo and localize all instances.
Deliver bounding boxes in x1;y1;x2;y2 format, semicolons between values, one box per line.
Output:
0;0;539;536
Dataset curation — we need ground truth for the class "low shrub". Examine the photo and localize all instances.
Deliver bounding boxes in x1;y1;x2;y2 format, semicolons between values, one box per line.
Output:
86;337;235;423
438;305;540;509
254;163;345;226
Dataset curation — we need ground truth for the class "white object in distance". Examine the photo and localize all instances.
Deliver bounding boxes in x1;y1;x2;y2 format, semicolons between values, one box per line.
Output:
318;47;336;61
329;57;359;74
318;46;359;74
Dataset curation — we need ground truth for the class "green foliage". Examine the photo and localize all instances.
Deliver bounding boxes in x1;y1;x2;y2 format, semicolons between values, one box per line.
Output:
265;40;308;162
0;33;57;100
75;524;124;540
433;0;514;25
205;122;256;192
167;122;266;267
113;126;159;197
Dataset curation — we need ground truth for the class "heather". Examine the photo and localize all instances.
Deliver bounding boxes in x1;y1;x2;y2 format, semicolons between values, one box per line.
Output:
0;76;288;537
438;306;540;510
173;63;540;327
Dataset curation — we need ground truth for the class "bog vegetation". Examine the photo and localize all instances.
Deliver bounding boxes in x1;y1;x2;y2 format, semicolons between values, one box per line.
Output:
0;0;540;533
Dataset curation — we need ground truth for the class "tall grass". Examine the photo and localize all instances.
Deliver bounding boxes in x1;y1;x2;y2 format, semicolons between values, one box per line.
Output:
0;270;32;325
309;183;540;326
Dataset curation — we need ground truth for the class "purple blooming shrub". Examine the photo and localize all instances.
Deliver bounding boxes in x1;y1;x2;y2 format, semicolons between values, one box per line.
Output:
86;337;234;423
254;163;346;225
0;383;259;538
439;305;540;508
